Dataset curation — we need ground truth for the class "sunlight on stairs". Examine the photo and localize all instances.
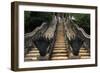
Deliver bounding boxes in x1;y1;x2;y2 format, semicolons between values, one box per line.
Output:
51;23;68;60
79;48;90;59
24;22;90;61
24;48;39;61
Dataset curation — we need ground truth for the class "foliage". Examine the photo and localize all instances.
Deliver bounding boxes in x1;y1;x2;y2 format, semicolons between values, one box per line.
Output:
24;11;53;33
24;11;90;35
68;13;90;34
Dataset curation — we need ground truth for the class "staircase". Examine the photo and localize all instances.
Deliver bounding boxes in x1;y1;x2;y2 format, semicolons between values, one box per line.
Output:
24;22;90;61
24;48;39;61
69;47;90;59
79;48;90;59
51;23;68;60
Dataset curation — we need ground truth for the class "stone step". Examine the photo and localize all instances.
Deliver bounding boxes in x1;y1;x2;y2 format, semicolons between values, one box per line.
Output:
56;40;64;41
80;56;90;59
24;57;37;61
53;49;68;53
55;42;66;45
53;51;67;54
54;46;66;48
28;52;39;54
26;53;39;56
52;53;68;56
55;42;65;43
53;49;67;52
55;43;66;45
25;47;39;61
25;59;37;61
51;56;68;60
24;59;34;61
79;50;87;52
55;42;65;44
79;53;90;56
25;56;37;59
53;48;66;50
80;48;87;50
29;50;39;53
54;45;66;48
25;54;39;57
31;48;38;50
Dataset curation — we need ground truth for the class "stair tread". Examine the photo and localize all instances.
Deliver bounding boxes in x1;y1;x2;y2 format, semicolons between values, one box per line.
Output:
25;56;37;58
79;53;90;56
55;44;66;45
53;50;67;52
29;50;39;53
51;57;68;60
54;45;66;47
56;41;65;43
26;53;40;56
54;46;66;47
52;54;68;57
28;52;39;54
53;47;66;49
53;49;67;50
80;56;90;59
53;50;67;53
24;59;37;61
79;50;87;52
55;42;65;43
31;48;38;49
54;43;65;44
25;57;37;60
80;48;87;50
25;55;39;57
55;42;65;44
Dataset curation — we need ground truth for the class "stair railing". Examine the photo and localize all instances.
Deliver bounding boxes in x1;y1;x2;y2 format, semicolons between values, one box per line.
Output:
45;16;58;60
24;22;48;56
48;23;58;60
24;15;58;60
63;19;72;58
69;18;90;53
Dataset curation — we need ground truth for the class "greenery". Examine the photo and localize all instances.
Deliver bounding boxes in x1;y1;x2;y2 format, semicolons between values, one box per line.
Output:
24;11;53;33
24;12;90;35
67;13;90;34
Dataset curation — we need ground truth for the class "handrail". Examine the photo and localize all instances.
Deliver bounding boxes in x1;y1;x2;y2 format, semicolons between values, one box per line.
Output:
46;16;58;59
63;20;72;58
24;15;59;60
24;22;48;55
70;19;90;39
70;18;90;52
48;23;58;60
65;18;90;53
25;22;47;38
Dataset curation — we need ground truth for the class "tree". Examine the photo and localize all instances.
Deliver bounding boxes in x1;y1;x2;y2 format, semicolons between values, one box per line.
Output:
68;13;90;35
24;11;53;33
